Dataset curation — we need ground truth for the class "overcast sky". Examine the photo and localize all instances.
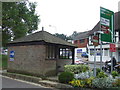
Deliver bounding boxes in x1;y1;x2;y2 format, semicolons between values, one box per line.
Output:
29;0;120;36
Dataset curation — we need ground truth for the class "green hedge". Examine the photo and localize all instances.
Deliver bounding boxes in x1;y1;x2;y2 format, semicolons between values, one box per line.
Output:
0;54;8;69
64;65;89;74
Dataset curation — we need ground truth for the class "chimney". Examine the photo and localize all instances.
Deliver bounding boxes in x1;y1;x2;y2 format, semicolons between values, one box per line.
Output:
42;27;44;31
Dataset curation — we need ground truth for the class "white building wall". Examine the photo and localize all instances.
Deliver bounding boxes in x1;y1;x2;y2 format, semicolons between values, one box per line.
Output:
88;44;119;62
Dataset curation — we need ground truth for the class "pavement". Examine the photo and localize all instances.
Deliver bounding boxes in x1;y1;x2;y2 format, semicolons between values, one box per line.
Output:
0;70;73;89
2;76;52;89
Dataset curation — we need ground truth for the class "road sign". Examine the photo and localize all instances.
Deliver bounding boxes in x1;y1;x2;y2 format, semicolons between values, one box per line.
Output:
110;43;116;52
77;49;82;53
93;35;99;46
100;7;114;43
10;51;15;61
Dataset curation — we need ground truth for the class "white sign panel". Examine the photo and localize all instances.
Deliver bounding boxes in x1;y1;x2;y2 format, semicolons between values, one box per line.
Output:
100;17;110;26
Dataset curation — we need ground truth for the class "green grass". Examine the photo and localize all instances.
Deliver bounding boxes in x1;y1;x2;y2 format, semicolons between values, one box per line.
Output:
0;54;8;69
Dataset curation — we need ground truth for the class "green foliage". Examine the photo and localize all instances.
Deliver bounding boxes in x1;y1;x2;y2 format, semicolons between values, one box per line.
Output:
64;65;89;74
69;79;85;87
70;31;79;40
97;71;108;78
111;71;119;78
74;71;94;79
113;78;120;87
58;72;74;83
53;31;79;41
53;33;69;41
0;55;8;69
92;76;115;88
96;68;101;76
85;77;95;87
2;1;40;46
69;77;95;88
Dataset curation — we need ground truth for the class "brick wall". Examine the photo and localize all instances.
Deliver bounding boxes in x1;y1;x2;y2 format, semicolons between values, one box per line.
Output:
74;38;88;48
8;45;56;76
57;59;72;72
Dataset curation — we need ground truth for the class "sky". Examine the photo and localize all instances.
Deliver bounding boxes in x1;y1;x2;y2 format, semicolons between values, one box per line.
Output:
29;0;120;36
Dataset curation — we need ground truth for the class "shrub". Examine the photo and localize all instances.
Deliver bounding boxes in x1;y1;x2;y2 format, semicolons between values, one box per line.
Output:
97;71;108;78
64;65;89;74
1;55;8;69
92;75;115;88
112;78;120;87
111;71;119;78
85;77;95;87
74;71;94;79
58;72;74;83
96;68;101;76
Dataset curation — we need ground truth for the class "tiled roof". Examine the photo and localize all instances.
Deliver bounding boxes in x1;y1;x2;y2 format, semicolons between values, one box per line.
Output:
9;31;76;47
74;31;90;40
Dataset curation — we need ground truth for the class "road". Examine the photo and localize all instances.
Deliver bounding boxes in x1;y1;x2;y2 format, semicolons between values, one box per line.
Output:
1;76;52;89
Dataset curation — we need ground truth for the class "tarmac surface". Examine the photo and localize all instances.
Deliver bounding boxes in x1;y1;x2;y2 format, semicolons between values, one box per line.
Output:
1;76;52;89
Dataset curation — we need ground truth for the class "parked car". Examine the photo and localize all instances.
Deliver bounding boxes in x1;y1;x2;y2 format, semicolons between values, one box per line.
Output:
75;59;85;64
1;49;8;55
81;52;88;58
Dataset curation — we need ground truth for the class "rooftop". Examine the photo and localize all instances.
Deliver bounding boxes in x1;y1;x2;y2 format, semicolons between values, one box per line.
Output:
9;31;76;47
74;31;90;40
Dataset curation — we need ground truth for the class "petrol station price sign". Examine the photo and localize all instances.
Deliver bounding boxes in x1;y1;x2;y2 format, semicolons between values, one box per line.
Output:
100;7;114;43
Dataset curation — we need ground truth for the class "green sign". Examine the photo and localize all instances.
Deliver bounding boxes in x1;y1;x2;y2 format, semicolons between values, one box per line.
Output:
100;7;114;43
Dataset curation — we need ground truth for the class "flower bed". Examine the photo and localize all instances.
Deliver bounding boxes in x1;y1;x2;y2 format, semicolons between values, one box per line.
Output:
69;71;120;89
64;65;89;74
60;65;120;89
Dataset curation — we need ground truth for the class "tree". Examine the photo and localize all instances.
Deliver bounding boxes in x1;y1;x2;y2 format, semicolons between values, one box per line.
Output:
53;33;68;41
70;31;79;40
2;0;40;47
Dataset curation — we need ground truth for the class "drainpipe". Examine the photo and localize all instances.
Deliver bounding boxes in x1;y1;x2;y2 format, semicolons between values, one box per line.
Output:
72;48;75;64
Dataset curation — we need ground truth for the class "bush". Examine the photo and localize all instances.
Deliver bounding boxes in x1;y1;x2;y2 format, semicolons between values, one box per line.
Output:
85;77;95;87
74;71;94;79
96;68;101;76
64;65;89;74
113;78;120;87
92;75;115;88
58;72;74;83
97;71;108;78
111;71;119;78
0;55;8;69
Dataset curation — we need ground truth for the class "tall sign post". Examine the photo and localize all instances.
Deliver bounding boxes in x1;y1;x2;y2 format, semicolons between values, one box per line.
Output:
100;7;114;72
93;35;99;77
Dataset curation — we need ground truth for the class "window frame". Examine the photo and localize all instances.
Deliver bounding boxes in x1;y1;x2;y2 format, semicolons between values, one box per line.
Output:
59;48;72;59
79;39;85;43
46;45;56;59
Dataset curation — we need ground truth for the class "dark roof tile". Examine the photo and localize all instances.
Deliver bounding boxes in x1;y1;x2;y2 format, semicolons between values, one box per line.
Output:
74;31;90;40
9;31;76;47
